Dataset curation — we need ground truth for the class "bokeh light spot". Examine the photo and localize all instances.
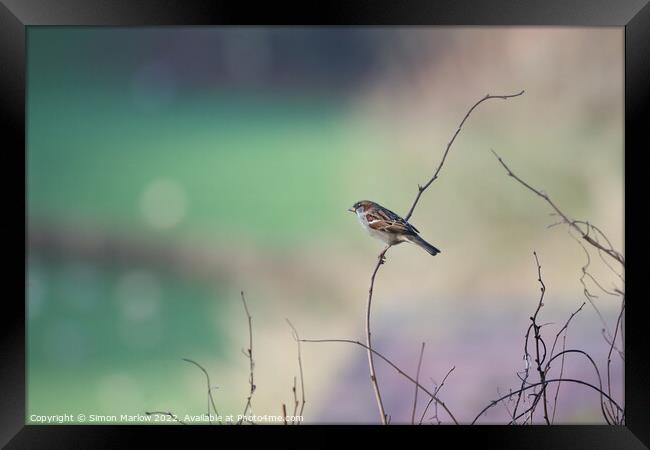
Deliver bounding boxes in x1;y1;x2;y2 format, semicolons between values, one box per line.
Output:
139;178;187;230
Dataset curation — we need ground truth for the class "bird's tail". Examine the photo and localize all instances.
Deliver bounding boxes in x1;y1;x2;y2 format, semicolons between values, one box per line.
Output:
406;234;441;256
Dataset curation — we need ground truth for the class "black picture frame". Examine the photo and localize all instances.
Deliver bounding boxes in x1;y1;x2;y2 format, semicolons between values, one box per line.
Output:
2;0;648;447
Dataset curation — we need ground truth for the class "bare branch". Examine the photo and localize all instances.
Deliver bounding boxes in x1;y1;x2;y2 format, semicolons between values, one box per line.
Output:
490;149;624;267
365;244;391;424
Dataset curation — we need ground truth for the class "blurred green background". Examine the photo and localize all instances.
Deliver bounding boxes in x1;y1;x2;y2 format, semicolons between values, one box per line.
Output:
27;27;623;424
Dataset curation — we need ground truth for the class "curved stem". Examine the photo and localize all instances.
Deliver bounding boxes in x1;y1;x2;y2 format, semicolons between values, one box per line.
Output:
404;90;525;221
366;245;390;424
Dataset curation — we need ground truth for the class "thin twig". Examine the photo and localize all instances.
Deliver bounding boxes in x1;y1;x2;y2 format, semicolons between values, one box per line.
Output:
546;301;585;424
569;229;617;341
551;333;567;424
286;319;306;422
182;358;220;424
547;300;586;360
411;342;426;424
404;90;525;221
239;291;256;424
291;376;298;425
496;387;516;421
602;329;625;361
418;366;455;425
606;296;625;424
576;220;625;284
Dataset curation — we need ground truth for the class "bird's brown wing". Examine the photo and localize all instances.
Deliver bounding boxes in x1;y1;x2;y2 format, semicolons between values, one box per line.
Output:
366;206;419;235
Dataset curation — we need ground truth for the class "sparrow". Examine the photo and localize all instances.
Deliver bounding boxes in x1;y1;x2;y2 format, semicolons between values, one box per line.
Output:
348;200;441;256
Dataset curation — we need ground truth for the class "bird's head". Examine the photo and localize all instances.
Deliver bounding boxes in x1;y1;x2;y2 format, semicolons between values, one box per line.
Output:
348;200;374;214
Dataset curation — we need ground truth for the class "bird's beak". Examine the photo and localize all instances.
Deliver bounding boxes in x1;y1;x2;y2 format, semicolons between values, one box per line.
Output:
347;207;356;213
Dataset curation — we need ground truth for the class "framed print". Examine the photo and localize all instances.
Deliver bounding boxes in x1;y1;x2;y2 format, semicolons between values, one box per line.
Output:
2;0;648;447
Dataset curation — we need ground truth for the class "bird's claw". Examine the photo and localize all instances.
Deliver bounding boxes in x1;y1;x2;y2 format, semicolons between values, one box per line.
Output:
378;246;390;264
